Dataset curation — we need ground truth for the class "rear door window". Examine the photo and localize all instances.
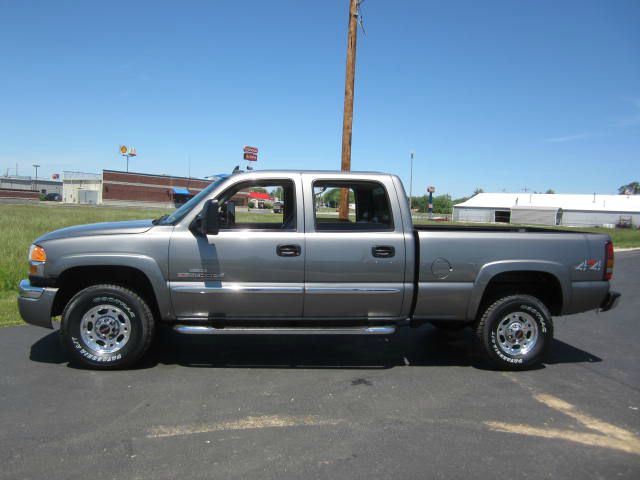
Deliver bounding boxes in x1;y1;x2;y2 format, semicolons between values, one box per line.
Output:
313;181;393;231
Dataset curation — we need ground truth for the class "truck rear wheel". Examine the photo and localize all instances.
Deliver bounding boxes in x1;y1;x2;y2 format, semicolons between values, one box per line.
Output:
60;284;155;369
475;294;553;370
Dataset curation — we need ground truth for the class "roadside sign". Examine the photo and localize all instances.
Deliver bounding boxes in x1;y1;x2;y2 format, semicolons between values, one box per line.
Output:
243;146;258;161
427;186;435;216
120;145;128;155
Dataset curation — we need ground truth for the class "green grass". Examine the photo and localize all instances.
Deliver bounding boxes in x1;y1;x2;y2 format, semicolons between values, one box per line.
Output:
0;204;171;327
574;227;640;248
236;210;283;223
0;204;638;328
0;291;18;327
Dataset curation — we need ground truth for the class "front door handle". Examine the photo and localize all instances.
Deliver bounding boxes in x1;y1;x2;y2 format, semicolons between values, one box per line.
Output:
277;244;301;257
372;246;395;258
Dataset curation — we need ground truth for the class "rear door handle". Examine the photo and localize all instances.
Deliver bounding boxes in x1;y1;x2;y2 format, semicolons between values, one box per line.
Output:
277;244;301;257
372;246;395;258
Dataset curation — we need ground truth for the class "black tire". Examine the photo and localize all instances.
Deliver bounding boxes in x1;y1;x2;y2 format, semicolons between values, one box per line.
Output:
475;294;553;370
60;284;155;369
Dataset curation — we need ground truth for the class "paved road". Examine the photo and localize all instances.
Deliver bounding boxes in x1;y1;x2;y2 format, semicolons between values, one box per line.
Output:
1;252;639;479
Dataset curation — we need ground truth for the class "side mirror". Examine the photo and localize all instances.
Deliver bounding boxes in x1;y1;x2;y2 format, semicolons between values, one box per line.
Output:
200;199;219;236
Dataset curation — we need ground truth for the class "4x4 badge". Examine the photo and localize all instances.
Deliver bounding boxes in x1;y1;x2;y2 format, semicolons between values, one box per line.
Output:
575;260;602;272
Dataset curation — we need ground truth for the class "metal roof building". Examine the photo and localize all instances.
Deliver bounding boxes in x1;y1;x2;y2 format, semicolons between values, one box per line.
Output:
453;193;640;227
0;175;62;195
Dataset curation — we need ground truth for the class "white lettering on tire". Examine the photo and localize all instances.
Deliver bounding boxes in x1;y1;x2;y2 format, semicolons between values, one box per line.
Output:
71;337;122;362
90;296;136;319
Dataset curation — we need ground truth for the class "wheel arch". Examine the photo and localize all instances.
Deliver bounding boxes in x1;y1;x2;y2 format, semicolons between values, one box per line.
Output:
51;261;169;321
468;261;568;320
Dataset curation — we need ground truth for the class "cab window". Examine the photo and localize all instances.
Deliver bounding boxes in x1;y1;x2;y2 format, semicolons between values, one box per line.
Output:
217;180;296;231
313;181;393;231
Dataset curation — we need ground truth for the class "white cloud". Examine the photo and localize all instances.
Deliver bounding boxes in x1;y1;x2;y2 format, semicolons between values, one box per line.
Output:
543;132;592;143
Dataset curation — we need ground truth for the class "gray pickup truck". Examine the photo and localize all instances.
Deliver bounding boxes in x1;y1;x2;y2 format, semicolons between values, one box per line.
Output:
18;170;620;370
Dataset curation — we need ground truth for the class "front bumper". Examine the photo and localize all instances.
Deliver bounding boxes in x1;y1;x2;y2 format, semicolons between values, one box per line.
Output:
17;279;58;329
599;291;621;312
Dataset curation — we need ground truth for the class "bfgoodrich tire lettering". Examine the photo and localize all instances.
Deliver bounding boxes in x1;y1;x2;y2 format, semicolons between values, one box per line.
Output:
475;294;553;370
60;284;155;369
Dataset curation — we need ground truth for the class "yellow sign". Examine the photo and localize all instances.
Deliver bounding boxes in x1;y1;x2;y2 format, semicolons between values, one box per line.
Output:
120;145;128;155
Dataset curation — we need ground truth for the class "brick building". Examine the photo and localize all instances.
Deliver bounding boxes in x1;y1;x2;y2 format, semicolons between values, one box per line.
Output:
102;170;214;207
0;188;40;201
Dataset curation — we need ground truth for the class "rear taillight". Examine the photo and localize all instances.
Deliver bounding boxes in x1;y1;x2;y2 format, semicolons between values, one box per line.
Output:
604;241;614;280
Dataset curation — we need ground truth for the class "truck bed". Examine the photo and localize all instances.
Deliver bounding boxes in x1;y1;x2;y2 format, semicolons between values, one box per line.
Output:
411;226;610;322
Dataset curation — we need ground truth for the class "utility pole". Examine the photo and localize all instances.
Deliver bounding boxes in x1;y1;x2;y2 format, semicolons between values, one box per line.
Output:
339;0;360;220
32;164;40;192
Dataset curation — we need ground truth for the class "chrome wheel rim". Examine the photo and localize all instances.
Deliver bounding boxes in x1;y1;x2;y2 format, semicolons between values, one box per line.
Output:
496;311;538;356
80;304;132;354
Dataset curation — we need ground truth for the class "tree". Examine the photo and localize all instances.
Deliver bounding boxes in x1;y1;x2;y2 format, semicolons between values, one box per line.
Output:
250;187;268;194
322;188;354;208
545;189;555;194
271;186;284;201
432;194;453;214
618;181;640;195
452;194;469;203
473;188;484;196
409;195;427;211
409;194;453;214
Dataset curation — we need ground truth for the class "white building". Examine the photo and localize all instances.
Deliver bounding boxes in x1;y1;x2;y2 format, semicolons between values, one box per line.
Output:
62;171;103;204
453;193;640;227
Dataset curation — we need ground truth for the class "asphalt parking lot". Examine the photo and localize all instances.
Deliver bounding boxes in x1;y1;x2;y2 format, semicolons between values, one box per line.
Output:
1;251;638;480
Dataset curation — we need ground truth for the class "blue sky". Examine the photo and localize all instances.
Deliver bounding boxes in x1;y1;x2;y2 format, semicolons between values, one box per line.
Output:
0;0;638;198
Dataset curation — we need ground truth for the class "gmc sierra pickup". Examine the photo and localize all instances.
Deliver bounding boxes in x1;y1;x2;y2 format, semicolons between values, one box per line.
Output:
18;170;620;370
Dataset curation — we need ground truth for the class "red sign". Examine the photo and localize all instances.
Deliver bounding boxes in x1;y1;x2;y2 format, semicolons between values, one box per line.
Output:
248;191;272;200
244;153;258;161
243;146;258;154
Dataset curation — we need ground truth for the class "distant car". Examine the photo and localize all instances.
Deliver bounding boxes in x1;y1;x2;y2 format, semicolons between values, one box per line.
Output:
43;193;61;202
273;201;283;213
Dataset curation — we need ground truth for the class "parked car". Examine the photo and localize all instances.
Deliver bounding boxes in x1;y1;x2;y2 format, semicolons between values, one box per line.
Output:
43;193;62;202
273;201;283;213
18;170;619;369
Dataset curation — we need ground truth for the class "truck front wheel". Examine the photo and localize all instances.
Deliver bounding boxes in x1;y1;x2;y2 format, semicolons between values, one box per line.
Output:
475;294;553;370
60;284;155;369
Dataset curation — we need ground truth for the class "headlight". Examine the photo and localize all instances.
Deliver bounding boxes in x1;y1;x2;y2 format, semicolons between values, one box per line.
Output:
29;245;47;263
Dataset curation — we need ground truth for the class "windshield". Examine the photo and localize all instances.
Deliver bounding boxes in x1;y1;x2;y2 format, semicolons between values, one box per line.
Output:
155;176;229;225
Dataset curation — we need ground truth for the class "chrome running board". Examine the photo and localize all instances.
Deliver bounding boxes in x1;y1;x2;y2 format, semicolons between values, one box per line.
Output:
173;325;396;335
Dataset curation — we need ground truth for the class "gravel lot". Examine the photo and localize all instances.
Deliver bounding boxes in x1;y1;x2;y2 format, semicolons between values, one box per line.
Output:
1;251;638;479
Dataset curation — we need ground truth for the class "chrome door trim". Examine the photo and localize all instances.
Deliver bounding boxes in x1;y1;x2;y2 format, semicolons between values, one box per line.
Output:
305;286;401;295
169;282;304;295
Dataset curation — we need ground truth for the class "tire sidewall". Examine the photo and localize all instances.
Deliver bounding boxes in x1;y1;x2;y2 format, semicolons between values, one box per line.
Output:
62;286;147;368
484;296;552;368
